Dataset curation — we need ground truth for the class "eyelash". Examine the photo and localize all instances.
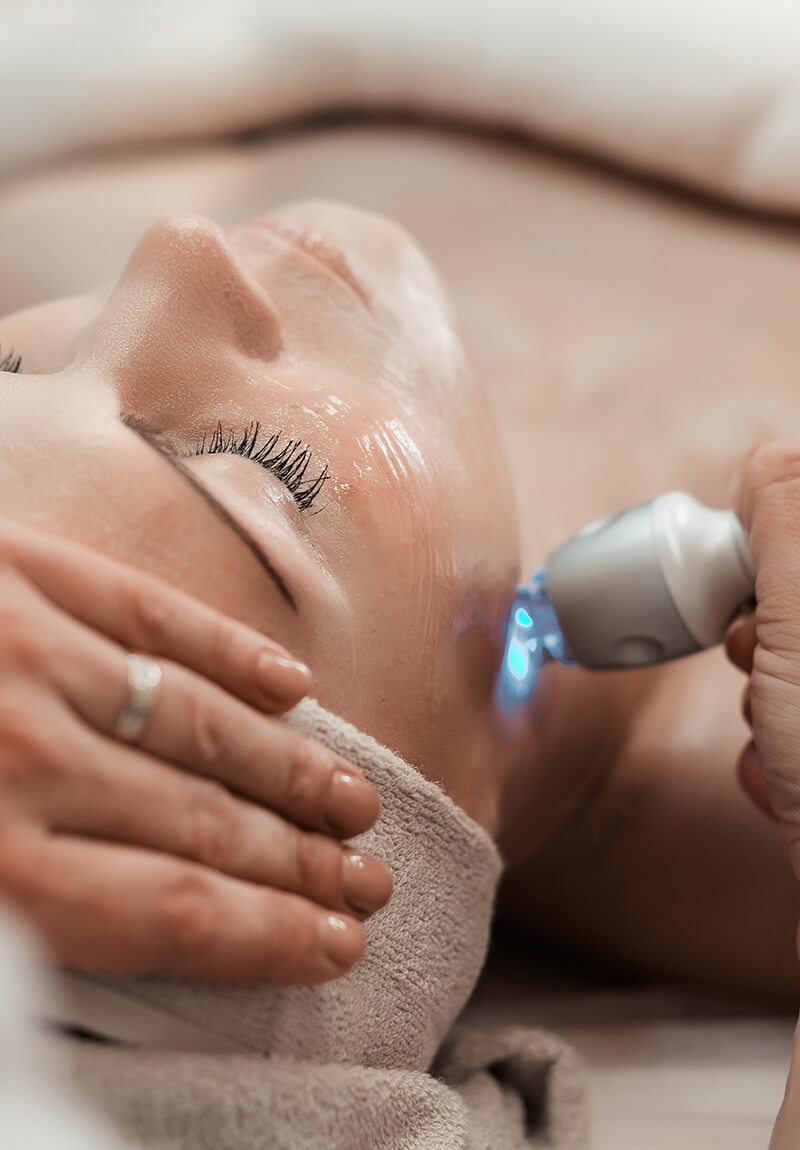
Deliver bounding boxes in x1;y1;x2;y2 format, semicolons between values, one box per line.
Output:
0;349;327;512
192;421;329;512
0;347;22;373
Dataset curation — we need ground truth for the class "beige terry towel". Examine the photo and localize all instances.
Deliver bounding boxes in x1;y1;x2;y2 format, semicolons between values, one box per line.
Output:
49;698;588;1148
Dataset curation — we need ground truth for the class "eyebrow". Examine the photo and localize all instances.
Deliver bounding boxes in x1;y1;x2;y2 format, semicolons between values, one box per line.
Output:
123;415;297;611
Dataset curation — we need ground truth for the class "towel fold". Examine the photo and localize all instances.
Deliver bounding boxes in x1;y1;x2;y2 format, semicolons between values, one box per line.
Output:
0;696;588;1147
76;697;503;1070
64;1025;588;1149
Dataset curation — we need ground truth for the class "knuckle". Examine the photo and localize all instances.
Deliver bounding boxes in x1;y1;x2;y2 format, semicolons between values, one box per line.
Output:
293;831;343;903
769;772;800;829
0;602;48;677
276;905;322;971
284;737;325;808
184;779;239;870
0;701;64;783
0;824;40;901
156;867;216;957
741;684;753;725
744;439;800;496
255;894;322;978
185;690;229;770
127;581;172;652
290;920;321;968
204;609;233;668
734;438;800;536
0;520;22;570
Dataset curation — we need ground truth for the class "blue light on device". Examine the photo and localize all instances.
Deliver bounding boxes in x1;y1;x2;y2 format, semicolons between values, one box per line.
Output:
492;567;576;737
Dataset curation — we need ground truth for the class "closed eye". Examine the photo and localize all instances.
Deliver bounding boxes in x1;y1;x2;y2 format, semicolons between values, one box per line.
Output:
123;414;298;611
192;421;329;513
0;347;22;373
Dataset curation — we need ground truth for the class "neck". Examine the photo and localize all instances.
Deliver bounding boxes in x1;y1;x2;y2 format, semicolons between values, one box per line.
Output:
494;661;654;871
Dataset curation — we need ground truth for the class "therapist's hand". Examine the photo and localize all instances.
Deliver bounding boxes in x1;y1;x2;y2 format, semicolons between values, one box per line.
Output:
0;518;391;984
725;440;800;857
723;442;800;1150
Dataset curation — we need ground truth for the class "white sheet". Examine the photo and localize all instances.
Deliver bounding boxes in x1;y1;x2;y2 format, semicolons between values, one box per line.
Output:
4;0;800;211
0;908;134;1150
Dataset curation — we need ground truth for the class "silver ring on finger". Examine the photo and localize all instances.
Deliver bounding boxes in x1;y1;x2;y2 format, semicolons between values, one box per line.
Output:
113;653;163;745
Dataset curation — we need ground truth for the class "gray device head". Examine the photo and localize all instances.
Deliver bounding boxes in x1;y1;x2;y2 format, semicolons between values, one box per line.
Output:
545;492;755;670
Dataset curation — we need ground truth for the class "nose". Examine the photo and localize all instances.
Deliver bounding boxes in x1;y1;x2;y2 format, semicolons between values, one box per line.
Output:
102;214;282;363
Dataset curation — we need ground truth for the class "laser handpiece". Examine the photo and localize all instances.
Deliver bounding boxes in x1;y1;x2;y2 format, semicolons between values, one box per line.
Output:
493;492;756;732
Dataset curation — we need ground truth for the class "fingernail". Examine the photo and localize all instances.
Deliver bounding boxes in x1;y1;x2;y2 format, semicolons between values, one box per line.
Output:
320;914;365;969
257;652;311;701
326;769;381;837
342;852;394;917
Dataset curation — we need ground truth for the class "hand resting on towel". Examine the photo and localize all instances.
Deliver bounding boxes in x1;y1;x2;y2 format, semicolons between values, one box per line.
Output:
0;517;390;983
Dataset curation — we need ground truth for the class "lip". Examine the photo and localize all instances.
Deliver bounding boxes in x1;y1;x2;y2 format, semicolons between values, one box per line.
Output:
258;219;372;310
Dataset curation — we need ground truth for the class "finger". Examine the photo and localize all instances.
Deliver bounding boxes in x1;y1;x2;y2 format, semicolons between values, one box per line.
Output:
0;519;311;711
37;605;381;838
728;440;771;527
736;740;777;822
724;610;757;673
741;682;753;727
732;445;800;840
32;702;392;918
135;661;381;838
0;826;366;983
732;440;800;536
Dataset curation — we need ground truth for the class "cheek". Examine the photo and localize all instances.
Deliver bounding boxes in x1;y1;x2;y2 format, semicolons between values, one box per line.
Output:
317;505;458;751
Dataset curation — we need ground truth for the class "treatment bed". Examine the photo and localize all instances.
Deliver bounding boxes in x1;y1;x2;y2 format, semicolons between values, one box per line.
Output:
4;5;800;1143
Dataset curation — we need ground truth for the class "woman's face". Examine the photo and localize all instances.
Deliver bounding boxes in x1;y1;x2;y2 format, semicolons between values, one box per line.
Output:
0;201;519;821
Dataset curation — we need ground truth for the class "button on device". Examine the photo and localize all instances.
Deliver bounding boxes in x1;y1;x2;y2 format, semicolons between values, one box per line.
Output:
613;636;665;666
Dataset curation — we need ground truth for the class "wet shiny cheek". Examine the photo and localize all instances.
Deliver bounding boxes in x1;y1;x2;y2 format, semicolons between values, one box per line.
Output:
317;415;512;772
340;414;459;681
290;382;486;653
341;387;519;716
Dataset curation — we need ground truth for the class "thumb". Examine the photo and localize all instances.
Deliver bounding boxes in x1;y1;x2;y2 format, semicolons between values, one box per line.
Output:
733;442;800;871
